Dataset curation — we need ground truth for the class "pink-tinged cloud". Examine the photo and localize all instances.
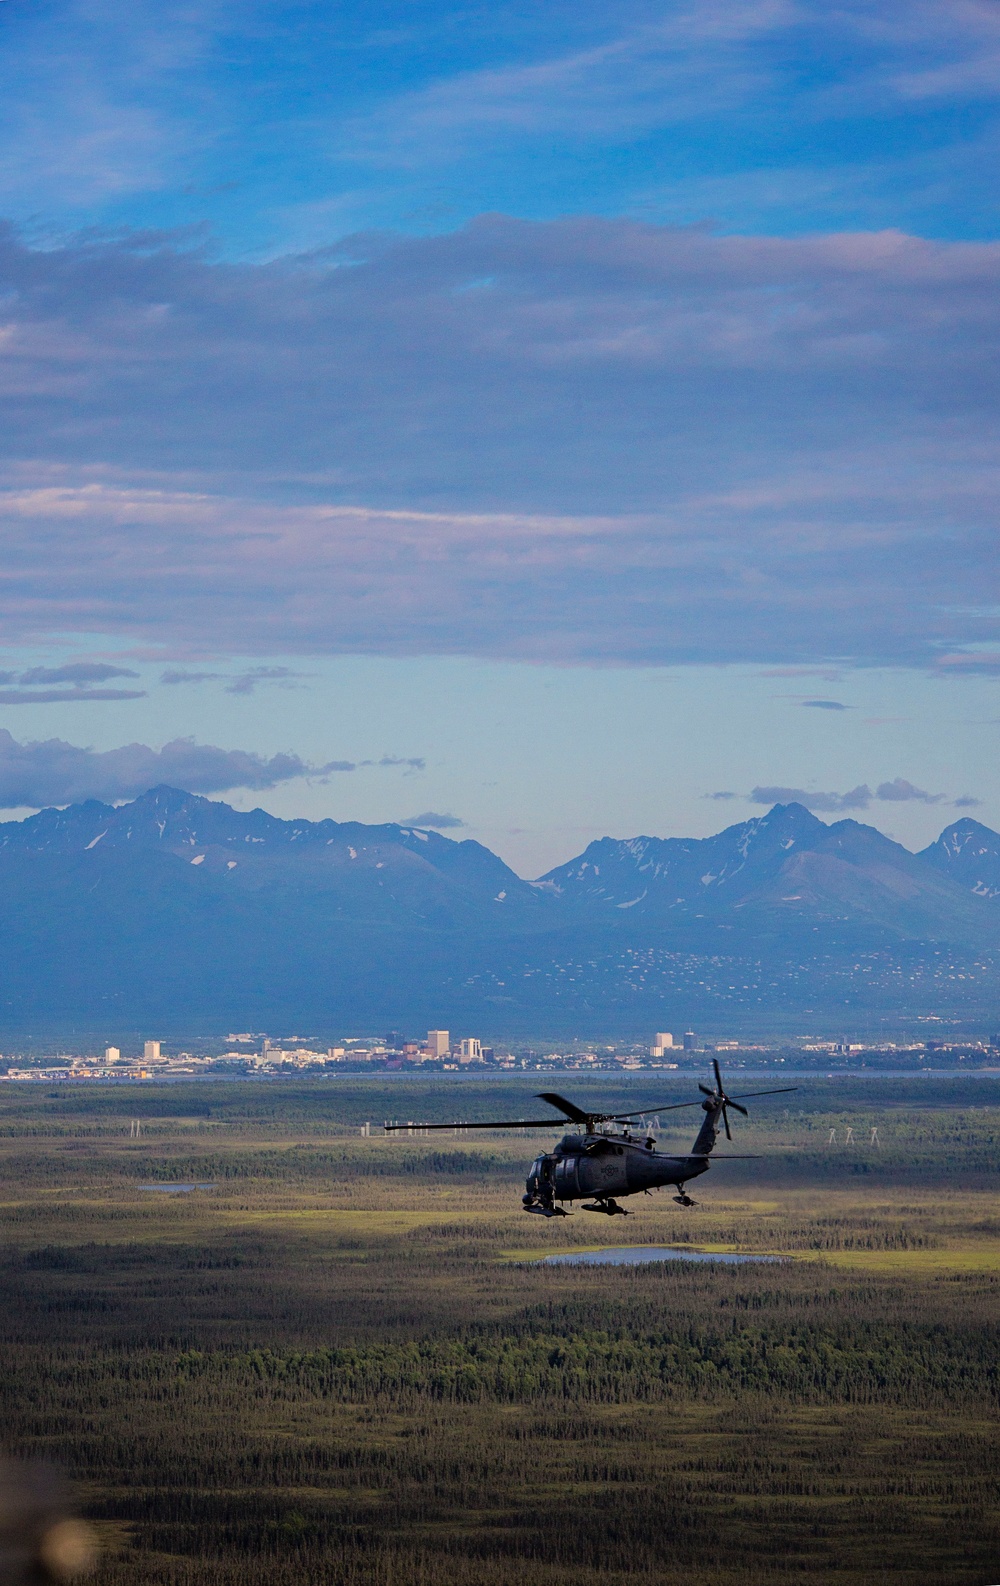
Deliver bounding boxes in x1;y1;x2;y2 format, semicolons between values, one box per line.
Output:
0;217;998;667
933;651;1000;675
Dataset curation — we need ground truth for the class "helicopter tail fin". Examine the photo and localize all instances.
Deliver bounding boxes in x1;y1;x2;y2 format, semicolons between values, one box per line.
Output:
691;1096;724;1156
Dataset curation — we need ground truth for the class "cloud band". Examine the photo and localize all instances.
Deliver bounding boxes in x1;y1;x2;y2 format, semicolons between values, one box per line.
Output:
0;218;998;669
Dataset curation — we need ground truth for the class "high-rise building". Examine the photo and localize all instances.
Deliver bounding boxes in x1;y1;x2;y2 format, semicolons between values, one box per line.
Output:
458;1038;482;1063
143;1040;161;1062
104;1046;120;1063
683;1030;697;1052
651;1031;673;1055
426;1030;450;1058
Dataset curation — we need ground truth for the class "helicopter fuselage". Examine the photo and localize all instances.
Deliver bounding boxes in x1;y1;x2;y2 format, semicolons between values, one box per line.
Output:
524;1125;712;1214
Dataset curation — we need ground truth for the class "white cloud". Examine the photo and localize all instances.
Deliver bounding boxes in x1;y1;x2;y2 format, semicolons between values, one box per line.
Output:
402;811;465;828
0;732;315;808
875;777;945;804
160;669;225;685
341;1;788;155
18;663;138;685
224;667;306;695
0;688;145;704
749;777;950;811
750;784;873;812
338;0;1000;162
0;730;426;808
0;661;144;703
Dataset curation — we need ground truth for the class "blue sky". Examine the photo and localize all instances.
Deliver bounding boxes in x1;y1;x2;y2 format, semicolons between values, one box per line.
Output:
3;0;999;248
0;0;997;872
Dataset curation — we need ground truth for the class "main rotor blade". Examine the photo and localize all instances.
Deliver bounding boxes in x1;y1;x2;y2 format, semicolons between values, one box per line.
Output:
382;1079;798;1136
729;1087;798;1101
713;1057;724;1094
722;1104;732;1141
535;1092;592;1124
698;1083;716;1098
609;1099;707;1120
383;1118;570;1132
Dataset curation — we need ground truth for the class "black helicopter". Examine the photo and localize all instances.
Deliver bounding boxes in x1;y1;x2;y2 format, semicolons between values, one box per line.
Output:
384;1060;795;1216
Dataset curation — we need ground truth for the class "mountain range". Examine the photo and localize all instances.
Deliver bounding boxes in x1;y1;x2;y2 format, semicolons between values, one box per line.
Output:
538;804;999;943
1;786;999;1033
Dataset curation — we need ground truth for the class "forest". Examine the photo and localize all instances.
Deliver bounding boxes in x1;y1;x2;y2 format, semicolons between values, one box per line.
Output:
1;1071;998;1585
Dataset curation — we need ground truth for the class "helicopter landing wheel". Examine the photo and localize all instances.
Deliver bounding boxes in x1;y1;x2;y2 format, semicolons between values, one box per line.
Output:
673;1189;696;1207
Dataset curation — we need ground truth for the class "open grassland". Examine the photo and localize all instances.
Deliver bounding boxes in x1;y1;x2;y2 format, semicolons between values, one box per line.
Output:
1;1074;999;1584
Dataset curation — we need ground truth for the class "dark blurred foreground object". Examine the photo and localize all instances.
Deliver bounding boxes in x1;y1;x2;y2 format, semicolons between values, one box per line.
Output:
0;1462;97;1585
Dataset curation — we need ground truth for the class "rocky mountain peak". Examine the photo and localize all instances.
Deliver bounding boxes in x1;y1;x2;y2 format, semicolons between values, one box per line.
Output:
919;818;1000;900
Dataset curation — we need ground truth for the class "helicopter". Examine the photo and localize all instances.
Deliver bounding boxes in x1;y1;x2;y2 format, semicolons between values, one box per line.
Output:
383;1060;796;1216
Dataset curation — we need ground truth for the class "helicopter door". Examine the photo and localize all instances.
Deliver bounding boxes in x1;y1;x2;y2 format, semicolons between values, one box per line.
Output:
578;1144;628;1198
551;1156;582;1199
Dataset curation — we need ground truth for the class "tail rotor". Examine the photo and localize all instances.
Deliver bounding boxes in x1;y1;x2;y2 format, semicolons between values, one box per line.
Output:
699;1059;750;1140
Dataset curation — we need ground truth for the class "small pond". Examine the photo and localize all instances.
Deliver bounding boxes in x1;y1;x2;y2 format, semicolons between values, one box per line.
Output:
541;1246;784;1267
139;1183;216;1194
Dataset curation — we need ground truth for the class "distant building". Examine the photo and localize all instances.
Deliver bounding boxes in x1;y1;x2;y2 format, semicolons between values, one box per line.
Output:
426;1030;450;1058
650;1031;673;1056
683;1031;696;1052
143;1040;161;1062
104;1046;120;1063
458;1038;482;1064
